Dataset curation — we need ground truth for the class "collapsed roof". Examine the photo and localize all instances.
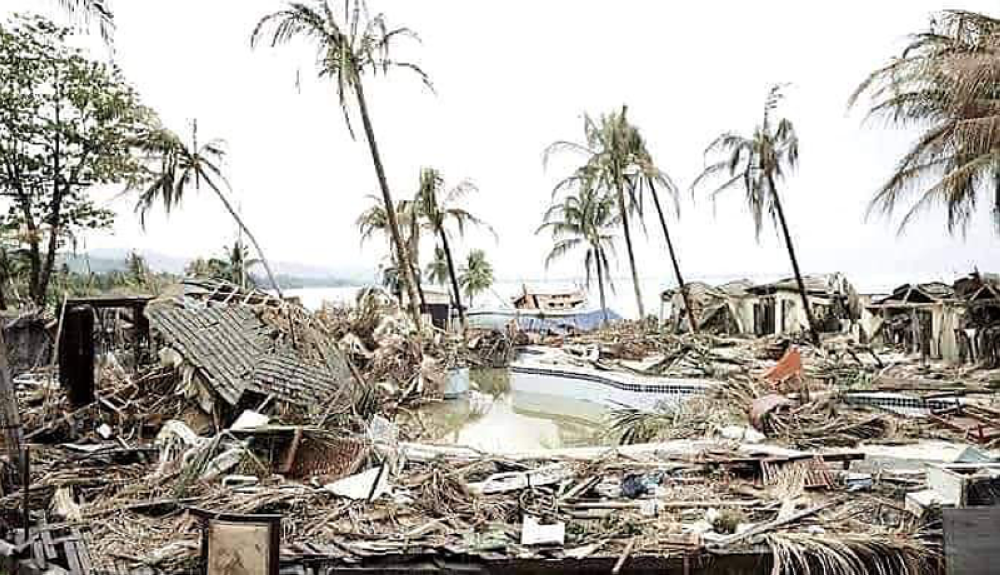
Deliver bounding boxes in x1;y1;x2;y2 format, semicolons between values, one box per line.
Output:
146;299;352;408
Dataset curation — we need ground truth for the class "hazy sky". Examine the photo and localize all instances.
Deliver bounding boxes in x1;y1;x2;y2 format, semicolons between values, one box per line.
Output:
4;0;998;285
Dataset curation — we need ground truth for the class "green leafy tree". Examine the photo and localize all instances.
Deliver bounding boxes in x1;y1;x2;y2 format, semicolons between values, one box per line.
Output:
692;85;819;344
851;10;1000;235
131;121;283;297
0;16;151;305
537;184;619;324
252;0;432;327
459;249;493;308
413;167;494;331
546;107;689;320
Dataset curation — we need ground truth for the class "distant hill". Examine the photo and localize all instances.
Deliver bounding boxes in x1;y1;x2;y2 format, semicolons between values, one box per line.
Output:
59;248;372;287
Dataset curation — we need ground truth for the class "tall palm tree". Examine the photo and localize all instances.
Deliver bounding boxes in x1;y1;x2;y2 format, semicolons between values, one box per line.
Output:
252;0;431;327
133;121;284;297
692;85;820;345
851;10;1000;235
537;184;619;324
545;107;690;321
413;167;494;331
356;194;425;306
425;246;449;287
459;249;493;308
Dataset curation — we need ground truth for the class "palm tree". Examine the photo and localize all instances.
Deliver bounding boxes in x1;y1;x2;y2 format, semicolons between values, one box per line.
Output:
692;85;819;345
537;184;619;324
413;167;494;331
133;121;284;298
425;246;449;287
252;0;431;327
356;194;426;307
459;249;493;308
851;10;1000;235
545;107;689;321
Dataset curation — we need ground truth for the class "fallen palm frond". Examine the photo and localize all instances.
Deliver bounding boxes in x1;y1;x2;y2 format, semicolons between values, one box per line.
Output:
608;377;761;444
767;531;940;575
757;396;895;449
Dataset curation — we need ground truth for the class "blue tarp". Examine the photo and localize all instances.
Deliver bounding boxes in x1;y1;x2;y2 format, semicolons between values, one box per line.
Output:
467;308;622;334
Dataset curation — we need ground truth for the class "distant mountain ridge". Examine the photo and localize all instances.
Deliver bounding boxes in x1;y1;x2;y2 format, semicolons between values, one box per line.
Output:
59;248;373;287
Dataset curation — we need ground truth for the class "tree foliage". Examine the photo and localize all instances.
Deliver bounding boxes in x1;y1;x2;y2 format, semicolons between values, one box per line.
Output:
852;10;1000;235
0;16;154;305
459;249;492;307
537;183;618;321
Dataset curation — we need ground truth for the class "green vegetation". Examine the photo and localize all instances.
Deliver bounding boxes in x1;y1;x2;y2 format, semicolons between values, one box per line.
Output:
0;16;155;307
414;167;493;330
459;249;493;308
537;185;618;324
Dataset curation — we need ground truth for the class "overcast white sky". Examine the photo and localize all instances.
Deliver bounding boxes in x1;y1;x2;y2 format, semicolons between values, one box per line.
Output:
4;0;998;285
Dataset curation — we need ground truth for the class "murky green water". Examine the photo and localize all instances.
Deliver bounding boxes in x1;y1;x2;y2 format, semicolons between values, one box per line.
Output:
417;368;613;452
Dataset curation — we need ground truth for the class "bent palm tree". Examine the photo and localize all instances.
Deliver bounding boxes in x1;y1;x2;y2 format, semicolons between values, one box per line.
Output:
851;9;1000;234
413;167;494;332
537;184;618;324
546;107;690;322
252;0;431;327
692;85;820;345
459;249;493;308
133;121;284;297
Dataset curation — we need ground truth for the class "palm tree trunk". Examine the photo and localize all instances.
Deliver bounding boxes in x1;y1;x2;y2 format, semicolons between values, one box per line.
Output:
209;186;284;299
767;174;820;346
595;248;608;325
616;180;645;318
354;81;422;328
650;184;697;335
407;224;427;310
439;230;467;333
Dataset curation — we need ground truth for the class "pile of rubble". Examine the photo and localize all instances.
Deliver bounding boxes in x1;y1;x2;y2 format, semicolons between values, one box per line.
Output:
3;282;1000;574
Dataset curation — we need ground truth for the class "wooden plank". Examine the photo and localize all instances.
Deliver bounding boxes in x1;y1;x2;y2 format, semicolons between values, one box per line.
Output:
944;506;1000;575
40;525;58;561
64;539;83;575
74;530;93;575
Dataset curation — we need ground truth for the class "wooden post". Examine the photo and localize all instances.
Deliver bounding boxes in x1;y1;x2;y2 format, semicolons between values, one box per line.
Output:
59;305;95;408
0;326;25;491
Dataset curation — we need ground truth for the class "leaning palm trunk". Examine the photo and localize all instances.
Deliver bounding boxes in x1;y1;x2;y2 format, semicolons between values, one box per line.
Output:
439;230;468;333
210;184;284;299
616;181;645;319
650;184;697;334
595;246;609;325
355;82;422;328
767;174;819;345
407;220;427;310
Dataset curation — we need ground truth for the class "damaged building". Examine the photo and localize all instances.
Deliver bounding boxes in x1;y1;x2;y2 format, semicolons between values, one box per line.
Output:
662;273;863;339
867;282;961;361
864;272;1000;365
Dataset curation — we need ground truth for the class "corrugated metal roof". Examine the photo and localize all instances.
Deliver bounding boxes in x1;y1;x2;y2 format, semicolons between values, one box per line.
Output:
146;303;346;407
